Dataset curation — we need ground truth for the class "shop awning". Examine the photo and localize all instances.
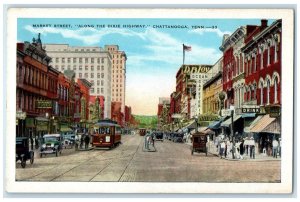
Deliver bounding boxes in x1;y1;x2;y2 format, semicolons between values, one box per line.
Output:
35;117;49;122
221;115;242;127
241;113;256;118
60;126;73;132
244;115;263;133
261;118;280;134
208;120;222;130
250;114;277;133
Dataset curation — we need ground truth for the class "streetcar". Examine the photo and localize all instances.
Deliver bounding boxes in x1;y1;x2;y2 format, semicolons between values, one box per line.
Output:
139;128;146;136
92;119;122;149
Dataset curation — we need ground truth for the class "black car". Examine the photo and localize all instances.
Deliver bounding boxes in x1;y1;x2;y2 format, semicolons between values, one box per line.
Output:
16;137;34;168
154;132;164;141
173;133;184;143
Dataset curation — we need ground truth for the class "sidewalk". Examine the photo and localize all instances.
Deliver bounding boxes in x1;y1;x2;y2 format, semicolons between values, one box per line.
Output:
207;143;281;161
185;141;281;162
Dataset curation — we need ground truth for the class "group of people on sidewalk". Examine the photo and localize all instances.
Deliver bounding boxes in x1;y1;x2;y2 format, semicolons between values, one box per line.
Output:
213;133;281;160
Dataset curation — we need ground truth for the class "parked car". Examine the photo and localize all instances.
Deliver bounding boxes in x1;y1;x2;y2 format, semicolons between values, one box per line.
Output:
40;134;63;157
154;132;164;141
173;133;184;143
16;137;34;168
62;133;75;149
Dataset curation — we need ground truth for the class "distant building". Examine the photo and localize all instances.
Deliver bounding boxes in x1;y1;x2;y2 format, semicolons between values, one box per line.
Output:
44;44;112;118
111;101;124;127
105;45;127;115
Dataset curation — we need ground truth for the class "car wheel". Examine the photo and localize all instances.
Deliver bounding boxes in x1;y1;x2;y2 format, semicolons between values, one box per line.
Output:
21;158;26;168
30;152;34;164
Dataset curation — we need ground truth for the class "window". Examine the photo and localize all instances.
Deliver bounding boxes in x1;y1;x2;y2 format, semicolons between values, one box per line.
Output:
67;65;71;70
67;58;71;63
101;66;104;71
85;66;88;70
101;80;104;86
97;66;100;70
274;77;278;103
73;66;76;70
101;73;104;78
91;73;94;78
62;58;65;63
85;58;88;63
79;66;82;70
84;73;88;78
91;66;94;71
79;58;82;63
267;44;271;66
73;58;77;63
91;58;94;63
267;80;270;104
79;73;82;78
97;80;100;85
101;88;103;93
97;58;100;64
61;66;65;71
97;88;100;93
97;73;100;78
90;88;94;93
55;58;59;63
101;58;104;63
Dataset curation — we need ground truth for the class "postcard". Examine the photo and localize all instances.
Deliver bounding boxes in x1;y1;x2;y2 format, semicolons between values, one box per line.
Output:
5;8;294;194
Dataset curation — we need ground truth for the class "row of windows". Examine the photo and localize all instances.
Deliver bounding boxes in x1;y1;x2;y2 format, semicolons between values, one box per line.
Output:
112;60;124;64
90;88;104;94
55;65;105;71
55;57;105;64
18;63;56;93
78;73;105;79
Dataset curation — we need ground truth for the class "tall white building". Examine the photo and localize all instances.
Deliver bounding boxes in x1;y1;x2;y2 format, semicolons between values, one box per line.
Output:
104;45;127;114
44;44;112;119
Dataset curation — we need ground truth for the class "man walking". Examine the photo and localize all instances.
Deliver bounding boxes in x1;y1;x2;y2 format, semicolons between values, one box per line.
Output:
272;138;279;158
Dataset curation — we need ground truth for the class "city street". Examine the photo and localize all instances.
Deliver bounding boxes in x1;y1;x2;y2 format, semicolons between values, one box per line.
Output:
16;133;280;182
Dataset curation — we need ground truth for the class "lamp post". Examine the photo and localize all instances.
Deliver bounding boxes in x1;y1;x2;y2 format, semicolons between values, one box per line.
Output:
230;109;235;159
194;115;198;132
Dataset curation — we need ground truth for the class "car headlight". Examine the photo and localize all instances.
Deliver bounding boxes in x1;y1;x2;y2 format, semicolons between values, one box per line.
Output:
51;143;54;147
42;144;46;148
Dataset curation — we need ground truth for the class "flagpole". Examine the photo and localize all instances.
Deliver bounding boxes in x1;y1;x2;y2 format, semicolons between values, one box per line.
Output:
183;44;185;65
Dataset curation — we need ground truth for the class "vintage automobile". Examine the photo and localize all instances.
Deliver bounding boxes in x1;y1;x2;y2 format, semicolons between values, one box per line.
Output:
16;137;34;168
173;132;184;143
191;132;208;156
40;134;63;157
62;133;75;149
154;132;164;141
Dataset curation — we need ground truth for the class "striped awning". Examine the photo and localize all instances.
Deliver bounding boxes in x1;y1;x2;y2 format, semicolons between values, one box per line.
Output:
244;115;263;133
221;115;242;127
250;114;278;133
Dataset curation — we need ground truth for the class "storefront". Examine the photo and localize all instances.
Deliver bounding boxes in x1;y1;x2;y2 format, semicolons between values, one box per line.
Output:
35;117;49;138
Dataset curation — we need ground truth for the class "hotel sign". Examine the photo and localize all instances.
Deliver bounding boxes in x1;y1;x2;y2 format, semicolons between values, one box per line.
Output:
183;65;211;74
36;100;52;109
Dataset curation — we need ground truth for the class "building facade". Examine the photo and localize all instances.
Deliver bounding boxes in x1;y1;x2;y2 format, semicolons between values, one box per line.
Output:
105;45;127;115
242;19;281;107
44;44;112;119
16;35;58;138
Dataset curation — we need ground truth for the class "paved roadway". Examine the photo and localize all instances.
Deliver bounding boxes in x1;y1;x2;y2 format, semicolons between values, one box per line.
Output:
16;133;280;182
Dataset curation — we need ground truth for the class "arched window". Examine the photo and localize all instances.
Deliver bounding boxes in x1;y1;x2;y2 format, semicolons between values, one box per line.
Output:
274;77;278;103
267;80;270;104
260;82;264;105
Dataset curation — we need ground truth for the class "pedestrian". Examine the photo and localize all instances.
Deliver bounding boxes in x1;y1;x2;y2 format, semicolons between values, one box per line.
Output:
220;140;225;159
84;134;90;149
278;138;282;157
35;136;39;149
272;138;279;158
30;137;34;151
80;135;84;149
240;138;244;155
249;137;255;159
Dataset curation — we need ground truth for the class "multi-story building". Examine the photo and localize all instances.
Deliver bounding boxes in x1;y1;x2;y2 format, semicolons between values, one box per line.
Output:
105;45;127;115
242;19;281;108
44;44;112;119
16;35;59;138
157;97;170;130
220;22;265;110
111;101;124;126
203;57;223;115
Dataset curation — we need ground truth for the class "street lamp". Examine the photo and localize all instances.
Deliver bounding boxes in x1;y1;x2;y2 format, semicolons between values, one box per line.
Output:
194;115;198;132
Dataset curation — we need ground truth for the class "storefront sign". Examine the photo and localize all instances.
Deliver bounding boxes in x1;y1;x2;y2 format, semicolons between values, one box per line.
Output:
242;108;260;113
198;115;219;121
183;65;211;74
16;111;26;119
36;100;52;109
221;109;233;117
265;105;281;118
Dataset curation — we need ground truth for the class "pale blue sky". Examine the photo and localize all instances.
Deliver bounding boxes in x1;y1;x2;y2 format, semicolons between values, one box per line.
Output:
17;18;275;115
